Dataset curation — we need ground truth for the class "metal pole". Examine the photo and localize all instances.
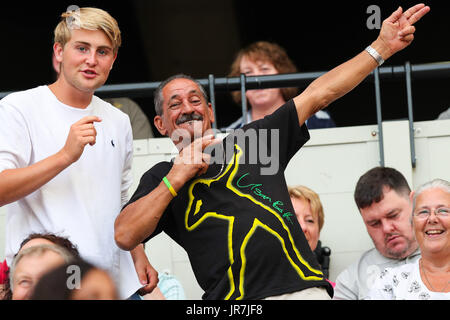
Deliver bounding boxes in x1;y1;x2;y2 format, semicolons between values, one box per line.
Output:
208;74;218;130
374;67;385;167
240;73;248;125
405;62;417;168
3;62;449;100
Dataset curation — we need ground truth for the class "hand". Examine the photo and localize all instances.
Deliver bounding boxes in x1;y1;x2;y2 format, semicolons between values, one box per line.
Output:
169;134;222;186
60;116;102;164
136;262;159;296
376;4;430;58
130;245;159;295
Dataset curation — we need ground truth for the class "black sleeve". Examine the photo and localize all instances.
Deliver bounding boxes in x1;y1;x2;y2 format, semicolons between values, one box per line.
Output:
241;99;310;170
122;161;175;242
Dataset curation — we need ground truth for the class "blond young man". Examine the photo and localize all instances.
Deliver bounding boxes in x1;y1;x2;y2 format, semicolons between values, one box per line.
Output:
0;7;156;299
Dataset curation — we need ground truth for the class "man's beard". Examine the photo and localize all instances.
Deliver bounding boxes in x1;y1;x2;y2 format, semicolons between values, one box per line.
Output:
383;234;416;259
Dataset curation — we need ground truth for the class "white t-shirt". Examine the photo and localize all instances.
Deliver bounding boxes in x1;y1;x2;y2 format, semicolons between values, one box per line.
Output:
365;259;450;300
333;248;421;300
0;86;141;298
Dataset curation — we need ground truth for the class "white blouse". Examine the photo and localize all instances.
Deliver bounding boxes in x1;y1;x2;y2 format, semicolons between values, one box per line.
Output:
365;259;450;300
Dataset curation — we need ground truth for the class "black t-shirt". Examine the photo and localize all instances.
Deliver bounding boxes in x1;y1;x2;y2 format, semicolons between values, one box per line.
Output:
125;100;333;299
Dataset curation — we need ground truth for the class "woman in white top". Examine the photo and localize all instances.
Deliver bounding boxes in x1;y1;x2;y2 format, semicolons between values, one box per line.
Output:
366;179;450;300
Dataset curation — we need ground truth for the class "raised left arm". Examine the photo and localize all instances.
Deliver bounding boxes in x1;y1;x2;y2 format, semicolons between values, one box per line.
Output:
294;4;430;126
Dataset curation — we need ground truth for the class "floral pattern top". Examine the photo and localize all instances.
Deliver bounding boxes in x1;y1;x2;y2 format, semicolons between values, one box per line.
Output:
365;259;450;300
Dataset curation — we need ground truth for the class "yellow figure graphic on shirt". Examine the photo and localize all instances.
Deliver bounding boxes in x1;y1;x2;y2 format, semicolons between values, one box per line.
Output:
185;144;323;300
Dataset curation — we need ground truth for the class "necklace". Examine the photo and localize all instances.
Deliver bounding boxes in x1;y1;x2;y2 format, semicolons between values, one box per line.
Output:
420;259;450;292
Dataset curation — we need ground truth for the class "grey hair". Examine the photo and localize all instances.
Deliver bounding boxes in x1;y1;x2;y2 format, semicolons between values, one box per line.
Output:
9;244;74;291
412;178;450;212
153;74;209;116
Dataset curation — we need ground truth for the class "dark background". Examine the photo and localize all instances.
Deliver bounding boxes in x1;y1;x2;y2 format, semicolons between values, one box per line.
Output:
0;0;448;135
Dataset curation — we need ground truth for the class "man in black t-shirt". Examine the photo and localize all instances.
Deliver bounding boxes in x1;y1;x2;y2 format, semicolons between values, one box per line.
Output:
119;93;329;299
114;4;429;300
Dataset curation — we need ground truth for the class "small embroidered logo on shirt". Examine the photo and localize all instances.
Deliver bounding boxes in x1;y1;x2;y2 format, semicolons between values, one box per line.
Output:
111;140;115;147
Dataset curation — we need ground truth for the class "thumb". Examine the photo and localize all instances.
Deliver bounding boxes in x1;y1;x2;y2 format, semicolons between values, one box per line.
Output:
137;268;148;286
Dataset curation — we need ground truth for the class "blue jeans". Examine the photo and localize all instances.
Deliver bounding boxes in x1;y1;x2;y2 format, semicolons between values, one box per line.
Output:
127;292;143;300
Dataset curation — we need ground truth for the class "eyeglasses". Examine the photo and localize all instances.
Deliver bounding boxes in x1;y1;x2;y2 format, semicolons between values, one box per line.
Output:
414;207;450;219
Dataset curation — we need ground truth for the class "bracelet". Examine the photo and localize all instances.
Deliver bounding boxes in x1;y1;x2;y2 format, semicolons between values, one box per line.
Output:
365;45;384;66
162;176;177;197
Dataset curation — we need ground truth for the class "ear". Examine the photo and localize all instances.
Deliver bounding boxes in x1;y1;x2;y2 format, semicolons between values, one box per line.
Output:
53;42;64;63
207;102;215;124
409;191;415;212
52;43;64;75
110;52;118;70
154;115;168;136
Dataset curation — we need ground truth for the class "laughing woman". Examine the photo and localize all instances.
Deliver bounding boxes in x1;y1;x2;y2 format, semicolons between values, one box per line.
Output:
366;179;450;300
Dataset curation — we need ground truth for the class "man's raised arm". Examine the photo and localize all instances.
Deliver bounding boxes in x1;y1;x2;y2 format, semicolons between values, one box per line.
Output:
294;4;430;126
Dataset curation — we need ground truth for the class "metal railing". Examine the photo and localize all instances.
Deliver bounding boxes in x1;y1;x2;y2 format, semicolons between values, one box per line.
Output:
1;61;450;167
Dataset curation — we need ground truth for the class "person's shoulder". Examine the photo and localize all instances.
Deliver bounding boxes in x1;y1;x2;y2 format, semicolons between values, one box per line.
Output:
335;249;376;282
437;107;450;120
142;161;173;180
350;247;381;266
106;97;140;110
314;110;332;120
250;99;297;129
270;99;299;125
223;115;245;131
362;247;382;258
373;260;417;298
151;160;172;171
363;250;419;282
307;110;336;129
336;248;384;279
1;86;46;105
93;95;122;112
384;259;417;275
93;96;131;121
0;87;50;119
132;161;172;194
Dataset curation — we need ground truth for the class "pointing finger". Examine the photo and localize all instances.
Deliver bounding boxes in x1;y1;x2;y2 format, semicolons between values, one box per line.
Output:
192;135;221;151
202;137;222;150
403;4;425;19
407;5;430;25
76;116;102;125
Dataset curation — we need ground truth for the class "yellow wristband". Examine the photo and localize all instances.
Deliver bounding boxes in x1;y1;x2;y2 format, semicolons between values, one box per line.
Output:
162;176;177;197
